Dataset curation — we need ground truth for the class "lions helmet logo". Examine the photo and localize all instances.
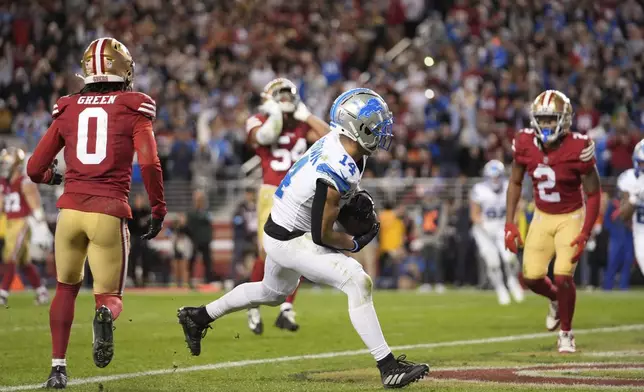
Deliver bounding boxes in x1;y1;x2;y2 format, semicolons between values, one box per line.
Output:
358;98;384;120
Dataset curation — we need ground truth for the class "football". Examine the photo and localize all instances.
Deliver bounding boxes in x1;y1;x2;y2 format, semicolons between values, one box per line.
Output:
337;192;377;236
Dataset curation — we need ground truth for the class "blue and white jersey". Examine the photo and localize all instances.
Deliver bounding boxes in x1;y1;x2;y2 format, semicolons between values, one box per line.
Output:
617;168;644;232
470;180;508;234
271;130;364;232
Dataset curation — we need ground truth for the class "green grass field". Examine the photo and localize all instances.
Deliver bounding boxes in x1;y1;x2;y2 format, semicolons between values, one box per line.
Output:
1;289;644;391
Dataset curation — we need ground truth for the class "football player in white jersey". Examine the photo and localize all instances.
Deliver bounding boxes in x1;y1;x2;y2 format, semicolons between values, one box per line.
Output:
615;139;644;275
177;88;429;388
470;160;524;305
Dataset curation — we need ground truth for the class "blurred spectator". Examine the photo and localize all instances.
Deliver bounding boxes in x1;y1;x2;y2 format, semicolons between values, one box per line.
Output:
128;194;153;288
603;196;634;290
231;189;257;283
606;111;640;176
416;191;448;293
186;190;218;285
377;202;407;289
173;214;192;288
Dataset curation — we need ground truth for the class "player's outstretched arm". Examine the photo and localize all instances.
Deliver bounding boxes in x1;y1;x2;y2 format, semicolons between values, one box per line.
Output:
133;117;167;223
505;162;525;225
26;123;65;184
570;166;602;261
504;161;525;253
247;101;283;146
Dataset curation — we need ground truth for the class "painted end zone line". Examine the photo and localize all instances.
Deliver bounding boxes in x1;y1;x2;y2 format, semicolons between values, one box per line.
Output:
2;324;643;392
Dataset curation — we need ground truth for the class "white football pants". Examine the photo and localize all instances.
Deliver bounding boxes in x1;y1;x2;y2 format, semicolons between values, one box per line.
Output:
472;225;524;304
205;232;391;361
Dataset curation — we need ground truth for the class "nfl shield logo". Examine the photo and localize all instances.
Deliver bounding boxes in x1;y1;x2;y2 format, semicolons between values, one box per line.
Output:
543;157;549;164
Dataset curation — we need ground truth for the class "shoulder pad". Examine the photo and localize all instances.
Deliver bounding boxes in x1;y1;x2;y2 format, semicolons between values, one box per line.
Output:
52;95;72;119
316;160;356;194
512;128;535;152
121;92;156;120
246;113;267;134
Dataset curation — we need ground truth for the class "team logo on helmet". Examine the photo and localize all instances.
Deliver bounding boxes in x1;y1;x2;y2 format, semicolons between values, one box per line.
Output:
358;99;385;120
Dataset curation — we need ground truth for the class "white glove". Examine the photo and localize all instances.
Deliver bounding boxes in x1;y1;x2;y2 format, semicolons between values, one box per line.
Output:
293;101;311;122
30;220;53;251
259;99;282;118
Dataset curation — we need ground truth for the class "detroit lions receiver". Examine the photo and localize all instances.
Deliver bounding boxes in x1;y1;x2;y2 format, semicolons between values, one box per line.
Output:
616;139;644;275
470;160;524;305
177;88;429;388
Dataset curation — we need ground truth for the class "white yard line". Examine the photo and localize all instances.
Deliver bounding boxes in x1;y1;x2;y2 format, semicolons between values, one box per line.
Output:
1;323;643;391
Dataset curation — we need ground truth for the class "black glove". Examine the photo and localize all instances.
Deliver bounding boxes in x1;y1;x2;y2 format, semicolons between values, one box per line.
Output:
141;217;164;240
350;222;380;253
48;159;63;185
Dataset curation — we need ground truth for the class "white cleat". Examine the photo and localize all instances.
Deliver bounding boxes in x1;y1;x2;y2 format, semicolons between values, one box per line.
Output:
435;284;446;294
558;330;576;353
507;277;525;303
546;300;560;331
247;307;263;335
417;283;432;293
496;288;511;305
35;286;49;306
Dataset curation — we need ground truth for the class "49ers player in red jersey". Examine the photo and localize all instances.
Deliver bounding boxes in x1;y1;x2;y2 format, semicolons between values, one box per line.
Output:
245;78;328;334
26;37;166;388
505;90;601;354
0;147;53;307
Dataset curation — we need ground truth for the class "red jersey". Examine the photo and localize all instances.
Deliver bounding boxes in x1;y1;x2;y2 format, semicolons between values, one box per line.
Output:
513;129;596;214
246;113;310;186
27;91;166;220
1;175;32;220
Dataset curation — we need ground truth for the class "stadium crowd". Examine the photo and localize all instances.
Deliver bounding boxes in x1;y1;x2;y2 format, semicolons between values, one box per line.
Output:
2;0;644;291
2;0;644;180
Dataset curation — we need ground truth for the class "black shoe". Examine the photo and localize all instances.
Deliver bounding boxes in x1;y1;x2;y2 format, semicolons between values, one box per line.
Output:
177;306;212;356
379;355;429;389
274;309;299;332
44;366;67;389
93;305;114;368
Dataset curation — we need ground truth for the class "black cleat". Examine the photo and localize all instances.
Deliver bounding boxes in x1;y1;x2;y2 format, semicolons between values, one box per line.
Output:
177;306;212;356
93;305;115;368
44;366;67;389
379;355;429;389
274;309;299;332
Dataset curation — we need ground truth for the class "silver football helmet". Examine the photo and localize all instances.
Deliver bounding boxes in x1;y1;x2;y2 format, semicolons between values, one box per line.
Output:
329;88;394;155
483;159;505;192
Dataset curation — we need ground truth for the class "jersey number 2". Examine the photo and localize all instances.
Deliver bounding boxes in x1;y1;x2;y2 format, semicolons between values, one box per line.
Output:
533;166;561;203
77;107;108;165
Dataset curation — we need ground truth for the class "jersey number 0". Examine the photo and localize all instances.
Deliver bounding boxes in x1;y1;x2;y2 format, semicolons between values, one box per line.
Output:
77;107;108;165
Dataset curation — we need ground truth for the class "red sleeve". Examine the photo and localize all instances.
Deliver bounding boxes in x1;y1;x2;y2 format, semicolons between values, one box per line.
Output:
512;132;530;165
577;138;596;174
133;117;167;219
27;120;65;183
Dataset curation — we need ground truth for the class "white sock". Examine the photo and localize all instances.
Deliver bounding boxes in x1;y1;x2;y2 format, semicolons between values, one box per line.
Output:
36;286;48;295
206;282;277;320
280;302;293;312
52;358;66;367
349;301;391;361
0;289;8;297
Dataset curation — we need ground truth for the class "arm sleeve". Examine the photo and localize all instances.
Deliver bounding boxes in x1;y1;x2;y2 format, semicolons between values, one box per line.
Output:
511;135;529;166
133;117;167;219
27;120;65;183
311;179;330;246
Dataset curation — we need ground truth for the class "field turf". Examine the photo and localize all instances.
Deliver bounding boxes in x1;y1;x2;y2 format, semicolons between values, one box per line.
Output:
1;288;643;391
